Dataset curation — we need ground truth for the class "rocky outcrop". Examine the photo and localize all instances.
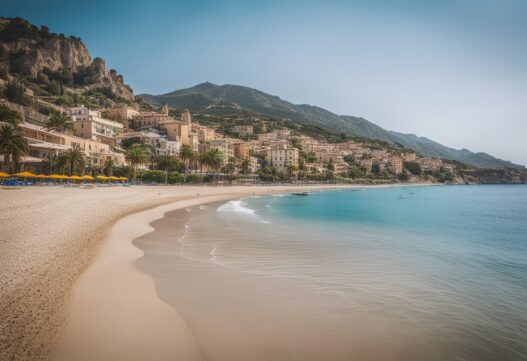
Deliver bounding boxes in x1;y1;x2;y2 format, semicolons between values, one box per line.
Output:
0;17;134;101
0;18;91;77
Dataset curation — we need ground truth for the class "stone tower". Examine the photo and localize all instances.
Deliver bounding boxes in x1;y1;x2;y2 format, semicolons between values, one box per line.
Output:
160;103;169;115
181;109;191;126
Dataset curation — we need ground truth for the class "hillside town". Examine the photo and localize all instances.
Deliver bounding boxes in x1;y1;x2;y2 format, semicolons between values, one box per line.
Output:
1;98;478;184
1;17;525;185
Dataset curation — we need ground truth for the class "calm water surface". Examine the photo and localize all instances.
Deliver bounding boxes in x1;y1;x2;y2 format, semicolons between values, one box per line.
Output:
136;185;527;361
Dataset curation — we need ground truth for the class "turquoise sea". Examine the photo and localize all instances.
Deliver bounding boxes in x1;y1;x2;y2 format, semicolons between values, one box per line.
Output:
136;185;527;361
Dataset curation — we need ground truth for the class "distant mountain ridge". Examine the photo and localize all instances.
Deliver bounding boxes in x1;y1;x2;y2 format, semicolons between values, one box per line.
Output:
139;82;523;169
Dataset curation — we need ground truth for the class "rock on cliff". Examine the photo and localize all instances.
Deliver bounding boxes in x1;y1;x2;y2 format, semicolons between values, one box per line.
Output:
0;17;134;101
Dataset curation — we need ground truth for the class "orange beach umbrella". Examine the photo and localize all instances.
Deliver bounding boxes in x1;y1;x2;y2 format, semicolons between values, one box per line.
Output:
0;172;10;177
14;171;37;178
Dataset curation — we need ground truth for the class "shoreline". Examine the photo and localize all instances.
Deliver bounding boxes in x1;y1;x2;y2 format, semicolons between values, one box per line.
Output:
1;184;365;360
51;185;368;360
51;194;238;361
0;184;426;360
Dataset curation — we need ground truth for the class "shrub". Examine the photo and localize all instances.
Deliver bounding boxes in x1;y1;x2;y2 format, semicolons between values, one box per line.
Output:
185;174;201;183
141;170;165;183
0;104;23;124
404;161;422;175
168;172;184;184
5;81;31;105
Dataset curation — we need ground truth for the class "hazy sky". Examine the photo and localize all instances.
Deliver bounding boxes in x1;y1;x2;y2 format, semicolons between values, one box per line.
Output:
3;0;527;165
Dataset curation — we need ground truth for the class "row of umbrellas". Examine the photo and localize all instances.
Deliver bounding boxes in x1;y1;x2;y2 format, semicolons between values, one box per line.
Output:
0;171;127;181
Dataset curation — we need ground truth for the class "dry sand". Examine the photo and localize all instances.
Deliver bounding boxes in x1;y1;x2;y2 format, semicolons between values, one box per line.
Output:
0;184;348;360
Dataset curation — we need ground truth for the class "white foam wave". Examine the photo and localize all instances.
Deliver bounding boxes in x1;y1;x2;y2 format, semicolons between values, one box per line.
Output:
217;200;255;215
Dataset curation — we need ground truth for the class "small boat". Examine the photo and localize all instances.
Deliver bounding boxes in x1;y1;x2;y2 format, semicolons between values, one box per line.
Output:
292;192;309;196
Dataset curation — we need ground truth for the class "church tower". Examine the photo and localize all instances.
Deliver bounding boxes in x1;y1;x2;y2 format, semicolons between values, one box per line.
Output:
160;103;169;116
181;109;191;126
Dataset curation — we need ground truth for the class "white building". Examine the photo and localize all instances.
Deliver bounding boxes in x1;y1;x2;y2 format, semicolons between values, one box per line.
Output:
121;131;180;157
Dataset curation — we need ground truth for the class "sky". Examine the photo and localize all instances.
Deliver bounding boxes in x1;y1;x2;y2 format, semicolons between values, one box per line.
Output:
3;0;527;165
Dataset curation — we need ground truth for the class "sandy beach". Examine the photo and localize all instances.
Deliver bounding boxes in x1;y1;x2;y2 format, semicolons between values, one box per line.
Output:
0;184;350;360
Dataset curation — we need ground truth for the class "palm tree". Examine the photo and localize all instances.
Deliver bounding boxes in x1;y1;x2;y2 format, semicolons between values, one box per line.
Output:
60;147;86;175
0;123;29;173
141;143;156;169
125;144;148;182
222;157;237;181
240;158;250;175
156;155;179;184
200;148;224;182
0;104;23;126
286;164;299;182
104;158;115;177
45;111;74;133
179;144;194;173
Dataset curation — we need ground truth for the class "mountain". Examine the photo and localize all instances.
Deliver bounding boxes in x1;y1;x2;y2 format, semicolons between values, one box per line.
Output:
0;17;134;102
139;82;523;169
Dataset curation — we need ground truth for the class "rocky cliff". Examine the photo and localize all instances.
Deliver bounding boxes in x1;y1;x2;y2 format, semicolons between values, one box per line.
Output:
0;17;133;101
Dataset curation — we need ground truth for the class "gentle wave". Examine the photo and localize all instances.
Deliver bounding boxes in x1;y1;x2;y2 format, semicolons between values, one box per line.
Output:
217;200;256;214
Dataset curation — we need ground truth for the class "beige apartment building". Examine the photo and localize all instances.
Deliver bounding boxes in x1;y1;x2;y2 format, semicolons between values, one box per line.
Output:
233;125;254;136
20;122;126;170
191;124;215;142
234;142;250;159
265;144;299;171
133;111;174;129
202;140;235;159
103;104;139;129
391;157;403;175
419;157;443;171
69;106;124;147
248;156;260;173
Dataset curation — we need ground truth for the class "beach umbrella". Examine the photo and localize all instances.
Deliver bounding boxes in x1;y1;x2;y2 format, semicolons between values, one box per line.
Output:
82;175;94;181
36;174;48;178
0;172;9;177
70;175;83;182
48;174;63;179
14;171;37;178
96;175;108;182
108;176;119;182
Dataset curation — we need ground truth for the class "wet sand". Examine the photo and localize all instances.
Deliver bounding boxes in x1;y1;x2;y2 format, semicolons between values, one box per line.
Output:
0;184;352;360
128;201;422;361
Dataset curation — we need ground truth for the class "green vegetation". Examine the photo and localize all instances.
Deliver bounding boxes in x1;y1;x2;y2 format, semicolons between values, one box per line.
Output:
45;111;74;133
199;148;224;180
4;81;31;105
0;105;23;125
125;144;149;181
58;147;86;176
0;122;29;173
403;161;422;175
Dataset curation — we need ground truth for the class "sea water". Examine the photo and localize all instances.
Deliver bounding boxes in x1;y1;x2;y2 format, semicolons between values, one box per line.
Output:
135;185;527;361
